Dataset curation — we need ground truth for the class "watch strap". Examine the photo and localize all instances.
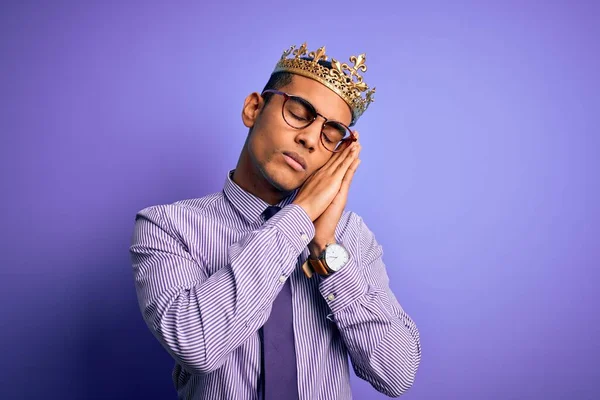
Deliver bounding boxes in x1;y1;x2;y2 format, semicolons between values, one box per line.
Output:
301;259;314;279
307;257;330;277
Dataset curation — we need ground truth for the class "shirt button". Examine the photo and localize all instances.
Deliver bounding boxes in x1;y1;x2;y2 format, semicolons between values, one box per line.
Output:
327;293;335;301
301;233;309;241
279;275;287;283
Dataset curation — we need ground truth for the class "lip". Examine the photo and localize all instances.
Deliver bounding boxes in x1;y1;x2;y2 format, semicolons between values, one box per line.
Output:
282;151;307;171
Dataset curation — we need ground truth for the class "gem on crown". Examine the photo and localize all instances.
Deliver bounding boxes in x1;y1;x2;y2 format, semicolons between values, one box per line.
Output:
272;42;375;125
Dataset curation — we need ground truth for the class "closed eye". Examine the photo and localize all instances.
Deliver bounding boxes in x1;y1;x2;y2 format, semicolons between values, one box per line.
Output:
321;132;335;143
290;112;311;122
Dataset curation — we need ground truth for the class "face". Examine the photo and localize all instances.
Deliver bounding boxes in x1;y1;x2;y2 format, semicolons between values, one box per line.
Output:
241;75;353;193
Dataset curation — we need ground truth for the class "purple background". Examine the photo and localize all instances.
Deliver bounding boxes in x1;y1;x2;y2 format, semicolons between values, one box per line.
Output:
2;1;598;399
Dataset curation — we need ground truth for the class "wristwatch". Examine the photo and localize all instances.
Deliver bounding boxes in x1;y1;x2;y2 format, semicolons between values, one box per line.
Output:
306;243;350;277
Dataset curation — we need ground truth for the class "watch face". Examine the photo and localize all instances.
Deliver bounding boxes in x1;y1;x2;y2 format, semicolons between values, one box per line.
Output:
324;243;350;272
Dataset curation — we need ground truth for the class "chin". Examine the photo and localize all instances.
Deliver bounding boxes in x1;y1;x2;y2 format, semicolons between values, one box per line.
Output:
261;161;304;193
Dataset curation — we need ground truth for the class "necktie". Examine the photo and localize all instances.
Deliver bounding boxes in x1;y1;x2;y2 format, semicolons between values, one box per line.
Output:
260;205;300;400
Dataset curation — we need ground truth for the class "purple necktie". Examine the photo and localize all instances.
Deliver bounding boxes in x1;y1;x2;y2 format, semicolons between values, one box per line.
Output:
260;206;300;400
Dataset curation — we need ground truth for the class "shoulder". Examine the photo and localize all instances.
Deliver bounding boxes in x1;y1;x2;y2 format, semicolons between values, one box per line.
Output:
134;191;224;231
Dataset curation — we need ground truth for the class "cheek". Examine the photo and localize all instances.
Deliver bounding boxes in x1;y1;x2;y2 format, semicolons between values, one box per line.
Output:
248;126;275;164
247;133;264;165
250;117;285;154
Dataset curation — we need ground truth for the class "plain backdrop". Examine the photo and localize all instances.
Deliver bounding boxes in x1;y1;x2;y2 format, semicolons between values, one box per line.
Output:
1;1;598;399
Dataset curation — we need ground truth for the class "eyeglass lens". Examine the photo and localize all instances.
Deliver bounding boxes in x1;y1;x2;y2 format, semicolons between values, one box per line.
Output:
283;97;351;152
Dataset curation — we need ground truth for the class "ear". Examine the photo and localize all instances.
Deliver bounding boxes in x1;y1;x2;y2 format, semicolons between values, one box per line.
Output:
241;92;265;128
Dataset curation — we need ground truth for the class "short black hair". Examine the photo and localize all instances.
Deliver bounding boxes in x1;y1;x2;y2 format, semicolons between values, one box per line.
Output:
260;58;333;106
260;71;293;103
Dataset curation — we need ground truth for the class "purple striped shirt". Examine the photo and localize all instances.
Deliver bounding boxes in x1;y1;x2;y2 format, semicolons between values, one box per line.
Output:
129;170;421;399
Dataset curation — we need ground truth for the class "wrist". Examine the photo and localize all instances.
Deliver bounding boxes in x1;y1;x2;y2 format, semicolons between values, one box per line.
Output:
292;200;316;221
309;237;336;258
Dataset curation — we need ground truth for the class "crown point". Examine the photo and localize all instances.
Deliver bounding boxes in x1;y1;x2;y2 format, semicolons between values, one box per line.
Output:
293;43;309;59
274;42;375;125
309;46;328;63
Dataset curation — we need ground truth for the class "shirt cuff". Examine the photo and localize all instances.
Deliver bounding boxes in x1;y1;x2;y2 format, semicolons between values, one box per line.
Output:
318;256;368;314
263;204;315;255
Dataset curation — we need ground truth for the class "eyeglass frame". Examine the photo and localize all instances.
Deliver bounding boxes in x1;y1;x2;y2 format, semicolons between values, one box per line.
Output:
261;89;357;153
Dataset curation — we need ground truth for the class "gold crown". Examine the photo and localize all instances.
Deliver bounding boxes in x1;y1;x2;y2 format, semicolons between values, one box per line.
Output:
272;42;375;125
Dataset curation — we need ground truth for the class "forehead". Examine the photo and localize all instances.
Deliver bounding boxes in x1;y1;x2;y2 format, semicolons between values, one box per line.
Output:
281;75;353;125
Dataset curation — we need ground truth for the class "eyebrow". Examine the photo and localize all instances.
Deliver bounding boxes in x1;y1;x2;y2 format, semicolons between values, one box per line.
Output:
290;92;349;124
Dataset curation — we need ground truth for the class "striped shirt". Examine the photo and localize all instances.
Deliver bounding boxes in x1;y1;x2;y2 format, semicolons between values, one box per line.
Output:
129;169;421;399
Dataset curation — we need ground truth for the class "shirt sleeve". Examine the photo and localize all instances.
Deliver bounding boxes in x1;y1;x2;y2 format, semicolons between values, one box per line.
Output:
129;203;315;375
317;213;421;397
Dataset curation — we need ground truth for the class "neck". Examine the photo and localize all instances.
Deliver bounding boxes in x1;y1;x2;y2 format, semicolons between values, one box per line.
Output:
232;140;292;206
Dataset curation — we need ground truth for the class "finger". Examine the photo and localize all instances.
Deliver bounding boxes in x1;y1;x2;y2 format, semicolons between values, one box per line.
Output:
323;139;353;169
324;130;360;167
349;131;360;148
337;158;361;201
342;158;360;186
334;143;360;175
328;139;359;173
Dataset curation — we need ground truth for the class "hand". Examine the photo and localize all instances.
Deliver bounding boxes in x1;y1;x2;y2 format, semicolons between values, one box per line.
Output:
292;133;361;222
308;132;361;256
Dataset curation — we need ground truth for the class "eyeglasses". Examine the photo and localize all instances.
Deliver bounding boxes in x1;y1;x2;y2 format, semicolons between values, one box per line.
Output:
261;89;356;153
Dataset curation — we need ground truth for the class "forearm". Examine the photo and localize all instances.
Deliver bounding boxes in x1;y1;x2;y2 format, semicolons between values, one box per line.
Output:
318;215;421;397
326;280;421;397
130;203;314;374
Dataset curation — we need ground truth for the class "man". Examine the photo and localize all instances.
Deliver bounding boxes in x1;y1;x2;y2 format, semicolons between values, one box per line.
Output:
130;42;421;400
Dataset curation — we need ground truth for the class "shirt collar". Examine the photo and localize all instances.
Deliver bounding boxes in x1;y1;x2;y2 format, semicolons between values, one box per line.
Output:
223;169;300;225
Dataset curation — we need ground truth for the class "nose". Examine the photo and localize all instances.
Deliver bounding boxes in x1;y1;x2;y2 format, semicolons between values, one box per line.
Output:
295;114;327;151
294;120;324;151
